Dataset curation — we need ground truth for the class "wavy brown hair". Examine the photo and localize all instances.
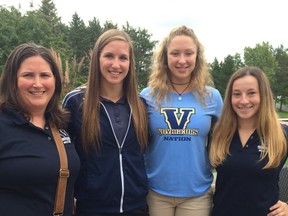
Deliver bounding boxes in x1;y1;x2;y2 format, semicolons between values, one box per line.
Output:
209;66;287;169
82;29;148;152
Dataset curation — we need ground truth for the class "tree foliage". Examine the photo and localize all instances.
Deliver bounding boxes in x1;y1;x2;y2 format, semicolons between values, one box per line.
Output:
210;53;244;97
211;42;288;111
273;45;288;110
122;22;158;89
244;42;278;84
0;5;22;67
1;1;288;105
0;1;157;97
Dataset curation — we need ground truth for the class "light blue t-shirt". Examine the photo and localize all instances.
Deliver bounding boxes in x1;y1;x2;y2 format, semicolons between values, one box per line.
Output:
140;86;223;197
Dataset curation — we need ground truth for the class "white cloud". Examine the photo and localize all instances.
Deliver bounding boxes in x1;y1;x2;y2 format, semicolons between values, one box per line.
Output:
1;0;288;62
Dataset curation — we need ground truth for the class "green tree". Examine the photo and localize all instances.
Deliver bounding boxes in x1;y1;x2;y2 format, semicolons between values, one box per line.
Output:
102;20;118;31
38;0;61;33
210;58;224;96
17;10;52;45
86;18;103;49
68;12;89;60
122;22;157;89
210;53;244;97
37;0;71;58
274;45;288;111
0;6;22;73
244;42;278;90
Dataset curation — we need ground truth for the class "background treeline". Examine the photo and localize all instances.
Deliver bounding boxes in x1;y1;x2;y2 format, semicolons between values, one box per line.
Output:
1;0;288;110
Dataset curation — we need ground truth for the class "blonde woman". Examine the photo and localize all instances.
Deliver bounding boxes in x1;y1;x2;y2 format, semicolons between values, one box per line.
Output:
140;25;223;216
209;66;288;216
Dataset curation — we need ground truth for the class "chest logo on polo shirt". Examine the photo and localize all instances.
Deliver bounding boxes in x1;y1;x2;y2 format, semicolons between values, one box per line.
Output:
59;129;72;144
257;144;267;152
158;108;198;135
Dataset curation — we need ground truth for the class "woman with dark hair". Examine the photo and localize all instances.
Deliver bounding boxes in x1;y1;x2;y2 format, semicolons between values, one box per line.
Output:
0;43;80;216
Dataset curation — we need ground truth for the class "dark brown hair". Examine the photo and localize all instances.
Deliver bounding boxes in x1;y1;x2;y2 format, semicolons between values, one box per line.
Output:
0;42;68;128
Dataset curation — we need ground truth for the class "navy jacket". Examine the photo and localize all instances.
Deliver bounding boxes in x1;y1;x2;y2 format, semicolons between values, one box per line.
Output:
63;87;148;214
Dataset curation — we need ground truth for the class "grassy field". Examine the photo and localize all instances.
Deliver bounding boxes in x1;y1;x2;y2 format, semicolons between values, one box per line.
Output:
279;112;288;165
278;111;288;118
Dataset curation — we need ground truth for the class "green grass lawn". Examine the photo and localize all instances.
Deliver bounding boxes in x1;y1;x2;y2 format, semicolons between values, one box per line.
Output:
278;111;288;118
280;112;288;165
277;112;288;164
278;112;288;165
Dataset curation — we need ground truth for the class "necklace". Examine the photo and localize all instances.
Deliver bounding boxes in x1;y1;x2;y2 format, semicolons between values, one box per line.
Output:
170;81;191;85
171;82;191;101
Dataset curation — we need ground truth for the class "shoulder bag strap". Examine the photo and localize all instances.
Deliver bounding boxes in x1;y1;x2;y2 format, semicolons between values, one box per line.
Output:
50;124;70;216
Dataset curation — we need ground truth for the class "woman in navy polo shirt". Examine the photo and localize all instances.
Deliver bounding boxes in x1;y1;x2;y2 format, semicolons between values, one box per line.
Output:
209;66;288;216
0;43;80;216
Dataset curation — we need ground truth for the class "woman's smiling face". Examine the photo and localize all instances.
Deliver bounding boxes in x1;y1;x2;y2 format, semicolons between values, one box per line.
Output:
99;40;130;87
231;75;260;122
17;55;55;115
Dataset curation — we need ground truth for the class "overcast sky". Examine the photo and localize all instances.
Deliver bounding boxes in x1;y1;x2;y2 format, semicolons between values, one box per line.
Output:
1;0;287;62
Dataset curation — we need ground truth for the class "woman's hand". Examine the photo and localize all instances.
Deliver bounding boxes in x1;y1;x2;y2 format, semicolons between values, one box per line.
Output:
268;200;288;216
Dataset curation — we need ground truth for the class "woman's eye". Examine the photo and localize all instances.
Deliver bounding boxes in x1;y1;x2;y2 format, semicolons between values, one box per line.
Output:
248;92;256;96
41;73;51;77
23;73;33;77
120;56;128;61
104;54;113;59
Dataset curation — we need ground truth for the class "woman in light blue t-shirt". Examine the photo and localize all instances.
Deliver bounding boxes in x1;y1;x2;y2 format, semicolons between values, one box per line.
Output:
140;25;223;216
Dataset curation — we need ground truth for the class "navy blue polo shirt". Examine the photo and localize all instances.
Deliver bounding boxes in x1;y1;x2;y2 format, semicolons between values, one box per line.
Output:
100;96;130;145
0;109;80;216
212;127;288;216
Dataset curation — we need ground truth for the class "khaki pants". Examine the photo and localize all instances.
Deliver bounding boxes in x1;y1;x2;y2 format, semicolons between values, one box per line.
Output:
147;187;213;216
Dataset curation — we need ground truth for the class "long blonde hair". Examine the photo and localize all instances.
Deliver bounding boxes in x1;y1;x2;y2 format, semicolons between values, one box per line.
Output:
209;66;287;169
82;29;148;152
148;25;213;107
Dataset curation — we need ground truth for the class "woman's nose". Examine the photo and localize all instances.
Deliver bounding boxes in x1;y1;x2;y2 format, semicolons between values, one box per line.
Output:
32;76;42;87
